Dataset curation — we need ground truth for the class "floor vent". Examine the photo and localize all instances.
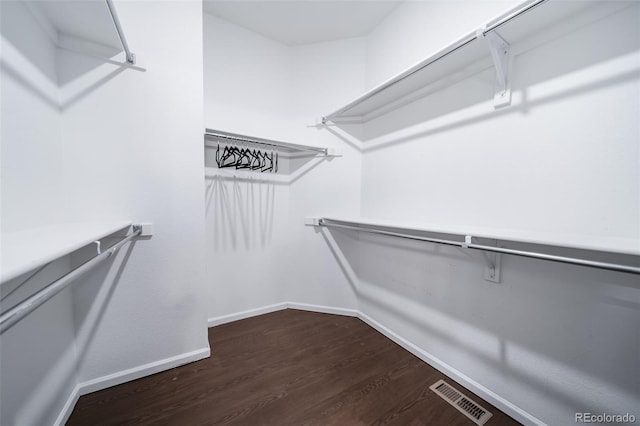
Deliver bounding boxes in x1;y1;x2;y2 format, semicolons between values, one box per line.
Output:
429;379;493;426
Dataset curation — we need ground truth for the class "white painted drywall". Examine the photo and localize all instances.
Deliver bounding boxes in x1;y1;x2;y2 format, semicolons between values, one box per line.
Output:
204;3;639;423
0;262;79;426
349;2;640;425
365;1;520;90
59;0;209;382
1;0;64;232
1;1;209;423
203;14;363;320
204;14;294;319
0;2;79;424
4;1;637;425
285;38;365;308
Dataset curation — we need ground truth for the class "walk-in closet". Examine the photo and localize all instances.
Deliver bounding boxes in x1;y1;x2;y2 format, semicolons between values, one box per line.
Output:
1;0;639;424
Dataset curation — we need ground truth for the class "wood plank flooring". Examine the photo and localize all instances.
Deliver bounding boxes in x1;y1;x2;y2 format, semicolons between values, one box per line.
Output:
68;309;520;425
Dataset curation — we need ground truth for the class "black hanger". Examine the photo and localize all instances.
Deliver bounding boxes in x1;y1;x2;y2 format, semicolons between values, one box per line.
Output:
261;149;272;173
216;141;278;174
219;145;238;168
236;146;252;170
251;148;262;170
260;149;271;173
215;139;222;167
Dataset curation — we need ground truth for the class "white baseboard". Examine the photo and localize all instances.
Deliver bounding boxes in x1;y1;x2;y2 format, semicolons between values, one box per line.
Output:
79;347;211;395
286;302;358;317
56;303;541;426
57;302;354;425
356;312;545;426
208;302;289;327
208;302;542;426
55;384;81;426
54;347;210;426
207;301;357;327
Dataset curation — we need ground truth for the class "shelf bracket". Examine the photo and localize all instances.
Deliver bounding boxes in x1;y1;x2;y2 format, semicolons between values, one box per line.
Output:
464;235;501;282
482;251;502;283
478;29;512;108
304;217;322;227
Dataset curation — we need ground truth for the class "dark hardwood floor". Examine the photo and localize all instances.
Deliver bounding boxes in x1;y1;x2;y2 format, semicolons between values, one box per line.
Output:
68;309;520;425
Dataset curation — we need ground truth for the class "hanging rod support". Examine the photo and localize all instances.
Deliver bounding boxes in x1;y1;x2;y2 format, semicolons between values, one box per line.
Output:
477;28;511;107
105;0;136;65
482;249;502;283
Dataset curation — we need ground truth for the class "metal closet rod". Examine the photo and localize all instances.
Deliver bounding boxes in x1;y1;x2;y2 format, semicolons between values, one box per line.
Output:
105;0;136;64
319;219;640;275
322;0;547;122
0;226;142;335
205;129;328;154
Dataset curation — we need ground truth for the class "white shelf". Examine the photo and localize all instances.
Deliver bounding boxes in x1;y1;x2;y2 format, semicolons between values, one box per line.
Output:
1;221;132;284
319;216;640;257
322;0;628;123
25;0;122;50
205;128;329;154
22;0;140;65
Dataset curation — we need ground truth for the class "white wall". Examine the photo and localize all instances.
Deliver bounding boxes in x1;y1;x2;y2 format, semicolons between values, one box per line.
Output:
1;1;209;424
0;261;79;426
203;15;363;320
365;1;519;90
203;14;292;138
285;37;365;308
1;2;78;424
350;1;640;425
60;1;209;384
204;2;639;424
204;14;294;318
4;1;635;424
1;0;64;231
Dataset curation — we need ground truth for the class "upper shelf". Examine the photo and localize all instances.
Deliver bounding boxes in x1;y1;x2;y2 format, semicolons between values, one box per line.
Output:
317;216;640;257
24;0;136;64
312;217;640;276
205;128;331;154
1;221;132;284
322;0;624;123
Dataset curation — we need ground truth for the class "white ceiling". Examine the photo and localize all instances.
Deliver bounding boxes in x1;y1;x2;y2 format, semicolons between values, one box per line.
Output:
203;1;403;46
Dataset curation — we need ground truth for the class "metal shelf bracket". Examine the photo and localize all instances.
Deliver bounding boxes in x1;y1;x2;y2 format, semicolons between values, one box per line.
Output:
478;28;512;108
463;235;501;282
482;245;502;283
105;0;136;65
484;252;502;283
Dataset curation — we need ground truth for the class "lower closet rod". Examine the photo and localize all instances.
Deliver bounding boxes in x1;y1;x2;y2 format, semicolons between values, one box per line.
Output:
0;226;142;335
319;220;640;275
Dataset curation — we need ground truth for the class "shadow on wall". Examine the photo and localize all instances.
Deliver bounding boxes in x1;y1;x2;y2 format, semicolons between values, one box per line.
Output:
1;0;143;114
359;67;639;153
321;228;640;420
327;2;640;146
72;239;137;372
205;176;276;251
0;258;76;425
203;145;332;252
0;229;137;425
2;34;133;112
